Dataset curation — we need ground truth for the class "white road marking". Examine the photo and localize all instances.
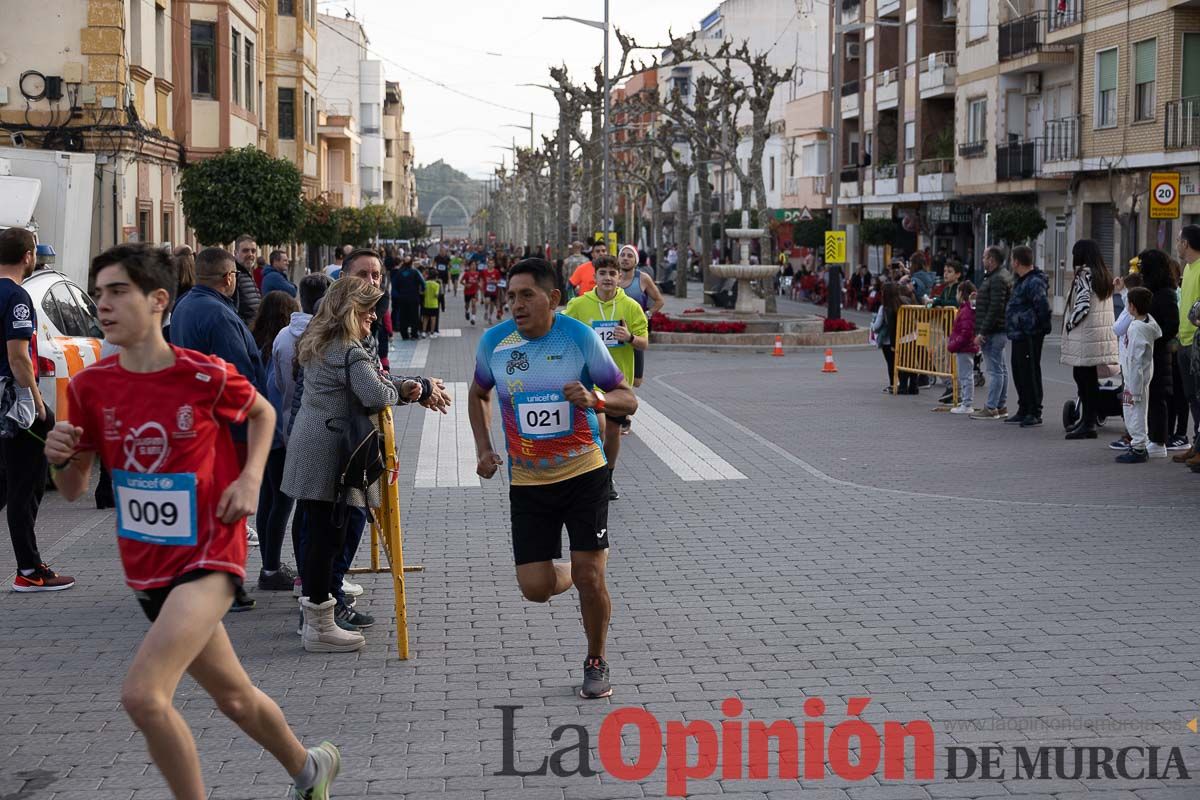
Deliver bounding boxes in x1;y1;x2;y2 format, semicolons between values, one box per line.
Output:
630;400;746;481
413;382;479;488
391;338;429;370
435;328;463;337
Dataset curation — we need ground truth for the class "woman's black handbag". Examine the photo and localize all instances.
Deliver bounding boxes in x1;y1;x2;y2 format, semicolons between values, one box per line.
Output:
329;349;386;517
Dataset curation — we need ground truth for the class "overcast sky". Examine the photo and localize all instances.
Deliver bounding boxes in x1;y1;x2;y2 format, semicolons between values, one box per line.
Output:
317;0;711;179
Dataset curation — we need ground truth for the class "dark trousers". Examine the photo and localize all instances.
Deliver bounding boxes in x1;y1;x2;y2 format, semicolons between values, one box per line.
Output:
298;499;349;604
254;447;293;572
1177;350;1200;439
332;507;367;606
1148;380;1170;446
1072;365;1100;427
395;300;421;340
1171;353;1191;439
881;346;916;393
0;416;51;571
1010;335;1045;419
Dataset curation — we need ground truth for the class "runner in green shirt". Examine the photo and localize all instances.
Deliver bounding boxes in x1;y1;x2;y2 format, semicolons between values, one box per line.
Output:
564;254;648;501
422;268;443;338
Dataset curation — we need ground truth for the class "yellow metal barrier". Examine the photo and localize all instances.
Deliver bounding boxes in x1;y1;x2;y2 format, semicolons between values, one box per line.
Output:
894;305;958;404
348;406;422;660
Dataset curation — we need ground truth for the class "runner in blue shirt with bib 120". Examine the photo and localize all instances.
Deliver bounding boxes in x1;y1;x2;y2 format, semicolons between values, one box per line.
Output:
468;257;637;700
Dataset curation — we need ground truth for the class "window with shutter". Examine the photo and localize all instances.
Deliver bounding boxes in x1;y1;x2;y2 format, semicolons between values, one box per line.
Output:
968;0;987;41
1133;39;1155;121
1183;34;1200;100
1095;48;1118;128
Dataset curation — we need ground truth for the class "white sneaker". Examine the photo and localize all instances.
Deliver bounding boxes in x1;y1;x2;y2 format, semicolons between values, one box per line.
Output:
1147;443;1170;458
246;525;259;546
949;404;972;414
341;579;364;597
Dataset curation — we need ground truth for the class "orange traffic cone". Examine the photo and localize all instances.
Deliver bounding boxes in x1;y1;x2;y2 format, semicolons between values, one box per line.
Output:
772;335;784;357
821;348;838;373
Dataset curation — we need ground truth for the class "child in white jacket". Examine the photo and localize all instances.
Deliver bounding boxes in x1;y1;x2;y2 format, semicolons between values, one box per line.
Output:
1116;287;1162;463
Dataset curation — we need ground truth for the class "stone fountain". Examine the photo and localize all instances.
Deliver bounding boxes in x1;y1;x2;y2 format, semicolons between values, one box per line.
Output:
707;210;781;314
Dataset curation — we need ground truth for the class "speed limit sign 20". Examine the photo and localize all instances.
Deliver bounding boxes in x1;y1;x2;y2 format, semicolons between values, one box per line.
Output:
1150;172;1180;220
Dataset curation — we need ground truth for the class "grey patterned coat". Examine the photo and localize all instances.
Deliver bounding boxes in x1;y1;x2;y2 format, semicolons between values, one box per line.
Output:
281;340;399;507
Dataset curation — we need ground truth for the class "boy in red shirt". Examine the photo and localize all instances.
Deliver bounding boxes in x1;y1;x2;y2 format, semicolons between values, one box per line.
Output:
45;244;342;800
462;261;481;325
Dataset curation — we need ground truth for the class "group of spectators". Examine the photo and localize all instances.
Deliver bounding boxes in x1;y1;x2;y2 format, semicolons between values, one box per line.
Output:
161;236;450;652
864;225;1200;465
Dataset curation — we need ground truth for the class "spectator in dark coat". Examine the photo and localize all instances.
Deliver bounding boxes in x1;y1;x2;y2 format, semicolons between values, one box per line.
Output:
261;250;298;298
1137;249;1179;454
233;234;263;324
389;258;425;340
1005;245;1052;426
171;246;268;452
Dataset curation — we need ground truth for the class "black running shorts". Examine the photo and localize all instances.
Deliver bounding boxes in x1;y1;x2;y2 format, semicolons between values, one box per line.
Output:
134;570;242;622
509;467;610;565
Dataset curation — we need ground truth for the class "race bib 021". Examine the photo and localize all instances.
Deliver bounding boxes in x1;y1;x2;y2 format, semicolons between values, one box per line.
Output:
514;390;573;440
592;320;621;348
112;470;198;546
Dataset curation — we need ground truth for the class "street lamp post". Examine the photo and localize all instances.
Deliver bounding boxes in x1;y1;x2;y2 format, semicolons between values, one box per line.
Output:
503;113;536;150
544;1;611;249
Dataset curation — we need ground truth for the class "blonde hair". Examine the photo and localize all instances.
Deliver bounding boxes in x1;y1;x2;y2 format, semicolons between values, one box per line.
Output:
296;276;382;366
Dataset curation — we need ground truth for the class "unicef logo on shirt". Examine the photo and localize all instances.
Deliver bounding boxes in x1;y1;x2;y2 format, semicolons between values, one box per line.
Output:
159;477;173;490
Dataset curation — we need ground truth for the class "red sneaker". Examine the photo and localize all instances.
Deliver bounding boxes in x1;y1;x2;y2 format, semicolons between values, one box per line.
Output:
12;564;76;593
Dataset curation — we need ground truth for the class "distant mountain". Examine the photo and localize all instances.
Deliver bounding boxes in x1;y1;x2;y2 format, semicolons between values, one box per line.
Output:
414;160;484;227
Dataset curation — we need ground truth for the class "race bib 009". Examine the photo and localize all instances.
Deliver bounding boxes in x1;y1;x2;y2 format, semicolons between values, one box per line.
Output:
592;320;621;348
514;390;572;440
113;470;198;546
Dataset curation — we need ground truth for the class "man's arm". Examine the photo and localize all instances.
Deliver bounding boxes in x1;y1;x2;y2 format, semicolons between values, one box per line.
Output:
216;392;274;523
563;379;637;417
642;273;665;316
45;422;95;501
467;380;503;478
6;339;44;419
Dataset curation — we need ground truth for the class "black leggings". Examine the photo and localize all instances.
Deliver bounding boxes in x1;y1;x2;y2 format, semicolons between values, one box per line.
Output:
1170;356;1189;439
298;499;350;604
882;347;916;392
1072;365;1100;427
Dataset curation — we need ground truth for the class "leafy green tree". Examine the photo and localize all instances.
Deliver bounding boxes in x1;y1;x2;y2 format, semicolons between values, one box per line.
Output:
180;146;304;245
296;195;341;247
988;204;1047;245
394;216;428;240
792;216;832;249
860;218;898;246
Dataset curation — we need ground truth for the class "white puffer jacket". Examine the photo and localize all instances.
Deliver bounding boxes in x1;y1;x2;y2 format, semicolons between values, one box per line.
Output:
1060;267;1118;367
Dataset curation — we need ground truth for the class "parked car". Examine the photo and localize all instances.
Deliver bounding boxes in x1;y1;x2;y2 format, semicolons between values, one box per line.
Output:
24;266;103;418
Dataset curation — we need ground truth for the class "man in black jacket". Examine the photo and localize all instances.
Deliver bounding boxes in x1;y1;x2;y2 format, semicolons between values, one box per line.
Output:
390;259;425;340
233;234;263;325
1005;245;1051;426
970;246;1014;420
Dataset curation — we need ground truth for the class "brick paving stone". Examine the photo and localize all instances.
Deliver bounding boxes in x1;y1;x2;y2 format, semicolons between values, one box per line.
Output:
2;322;1198;799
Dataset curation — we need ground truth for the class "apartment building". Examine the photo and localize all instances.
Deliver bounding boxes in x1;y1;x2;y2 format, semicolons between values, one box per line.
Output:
174;0;265;163
383;80;417;216
0;0;184;252
264;0;320;196
835;0;965;267
317;13;385;206
953;0;1199;309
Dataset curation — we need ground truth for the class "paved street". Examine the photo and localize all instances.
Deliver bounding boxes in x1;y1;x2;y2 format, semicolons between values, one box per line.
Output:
3;308;1200;800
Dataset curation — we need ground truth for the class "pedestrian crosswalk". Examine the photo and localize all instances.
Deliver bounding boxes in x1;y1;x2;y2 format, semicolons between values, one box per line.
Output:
629;400;747;481
405;394;744;488
390;338;429;370
413;382;479;488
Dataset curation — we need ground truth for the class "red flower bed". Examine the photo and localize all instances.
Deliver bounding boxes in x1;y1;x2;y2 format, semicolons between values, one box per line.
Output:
822;318;858;332
651;312;747;334
681;307;707;315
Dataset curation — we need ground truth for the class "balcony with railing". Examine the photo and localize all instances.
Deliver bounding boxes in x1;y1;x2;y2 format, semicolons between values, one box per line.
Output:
784;175;830;204
876;69;899;109
1042;115;1080;163
996;140;1039;181
873;163;898;196
918;52;957;99
999;13;1043;60
1165;97;1200;150
1047;0;1083;34
841;80;861;117
998;12;1075;70
839;167;861;199
958;140;987;158
917;158;955;193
